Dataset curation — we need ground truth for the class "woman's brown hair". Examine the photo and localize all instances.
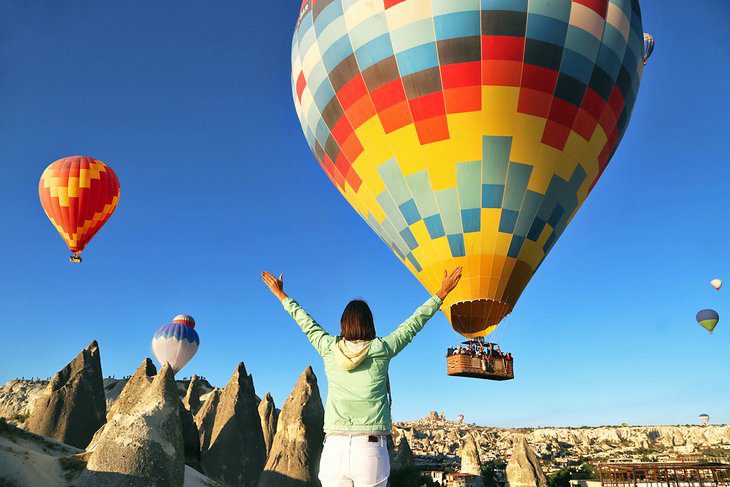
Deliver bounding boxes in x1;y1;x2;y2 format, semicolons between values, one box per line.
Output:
340;299;375;341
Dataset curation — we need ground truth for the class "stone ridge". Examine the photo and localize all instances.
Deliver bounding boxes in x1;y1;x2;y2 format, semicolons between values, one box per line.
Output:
393;418;730;466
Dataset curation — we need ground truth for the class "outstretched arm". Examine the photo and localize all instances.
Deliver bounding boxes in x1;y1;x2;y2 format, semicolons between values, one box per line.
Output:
382;267;462;357
261;272;333;356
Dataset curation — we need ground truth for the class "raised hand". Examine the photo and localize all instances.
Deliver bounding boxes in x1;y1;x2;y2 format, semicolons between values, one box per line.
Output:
436;267;463;301
261;271;287;301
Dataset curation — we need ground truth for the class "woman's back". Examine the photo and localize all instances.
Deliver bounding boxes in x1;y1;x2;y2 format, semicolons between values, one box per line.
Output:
281;295;443;433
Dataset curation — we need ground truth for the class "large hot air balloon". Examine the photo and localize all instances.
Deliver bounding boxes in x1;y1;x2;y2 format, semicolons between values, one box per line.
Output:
710;279;722;291
292;1;647;339
699;414;710;426
696;309;719;334
643;33;655;65
152;314;200;374
39;156;120;263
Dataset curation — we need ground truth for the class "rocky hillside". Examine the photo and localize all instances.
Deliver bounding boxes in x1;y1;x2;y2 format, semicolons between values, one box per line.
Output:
0;341;320;487
393;416;730;464
0;380;49;420
0;376;215;422
0;418;215;486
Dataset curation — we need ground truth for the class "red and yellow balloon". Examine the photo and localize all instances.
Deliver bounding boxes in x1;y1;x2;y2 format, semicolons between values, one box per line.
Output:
38;156;120;262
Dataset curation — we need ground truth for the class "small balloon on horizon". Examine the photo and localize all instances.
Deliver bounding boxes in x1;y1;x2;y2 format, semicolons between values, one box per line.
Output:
643;33;655;65
695;309;719;334
710;279;722;291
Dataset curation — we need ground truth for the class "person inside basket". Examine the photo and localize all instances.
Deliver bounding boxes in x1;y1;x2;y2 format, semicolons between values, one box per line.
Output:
261;267;462;487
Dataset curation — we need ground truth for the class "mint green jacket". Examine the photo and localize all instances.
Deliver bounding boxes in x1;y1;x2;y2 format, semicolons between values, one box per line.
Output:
282;295;443;434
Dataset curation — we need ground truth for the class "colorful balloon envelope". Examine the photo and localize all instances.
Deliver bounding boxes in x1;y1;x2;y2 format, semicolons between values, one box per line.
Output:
152;315;200;374
696;309;719;334
710;279;722;291
642;33;655;65
699;414;710;426
292;1;647;337
39;156;120;262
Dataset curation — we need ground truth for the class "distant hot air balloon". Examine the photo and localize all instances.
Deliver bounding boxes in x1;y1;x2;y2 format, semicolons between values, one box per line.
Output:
643;33;655;65
39;156;120;263
699;414;710;426
152;314;200;374
457;414;465;424
292;1;648;339
696;310;719;334
711;279;722;291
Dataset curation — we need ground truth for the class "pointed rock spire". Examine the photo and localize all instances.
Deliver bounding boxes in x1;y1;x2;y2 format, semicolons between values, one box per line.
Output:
104;358;156;420
506;434;547;487
194;388;220;450
80;361;185;486
460;433;482;475
182;374;206;415
258;392;278;458
25;340;106;449
257;366;324;487
393;436;415;469
198;362;265;487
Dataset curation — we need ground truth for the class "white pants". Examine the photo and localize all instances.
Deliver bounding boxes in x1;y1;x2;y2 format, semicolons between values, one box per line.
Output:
318;434;390;487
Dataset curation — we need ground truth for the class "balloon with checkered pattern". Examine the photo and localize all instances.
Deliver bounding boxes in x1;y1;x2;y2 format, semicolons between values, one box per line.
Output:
38;156;120;263
291;0;648;338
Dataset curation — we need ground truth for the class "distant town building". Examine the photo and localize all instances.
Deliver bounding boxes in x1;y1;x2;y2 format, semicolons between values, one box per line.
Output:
446;473;484;487
424;470;444;484
422;471;484;487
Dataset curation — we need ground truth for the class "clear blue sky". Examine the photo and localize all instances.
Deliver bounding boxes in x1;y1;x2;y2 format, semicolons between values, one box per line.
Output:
0;1;728;428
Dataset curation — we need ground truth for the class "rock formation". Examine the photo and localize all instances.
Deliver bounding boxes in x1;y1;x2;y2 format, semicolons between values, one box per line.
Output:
180;400;202;472
103;375;214;413
257;366;324;487
258;392;278;458
390;418;730;464
79;360;185;487
103;377;128;410
0;417;82;486
460;433;482;475
194;388;220;446
198;362;265;487
0;379;48;420
0;416;219;486
25;340;106;449
183;374;207;415
427;410;439;420
506;435;547;487
393;436;414;468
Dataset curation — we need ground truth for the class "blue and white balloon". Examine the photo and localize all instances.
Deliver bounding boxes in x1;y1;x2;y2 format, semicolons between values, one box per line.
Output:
152;314;200;374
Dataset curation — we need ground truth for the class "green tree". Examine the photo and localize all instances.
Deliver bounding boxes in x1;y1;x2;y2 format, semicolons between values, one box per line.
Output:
389;466;438;487
482;459;507;487
548;463;599;487
574;464;599;480
548;467;573;487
